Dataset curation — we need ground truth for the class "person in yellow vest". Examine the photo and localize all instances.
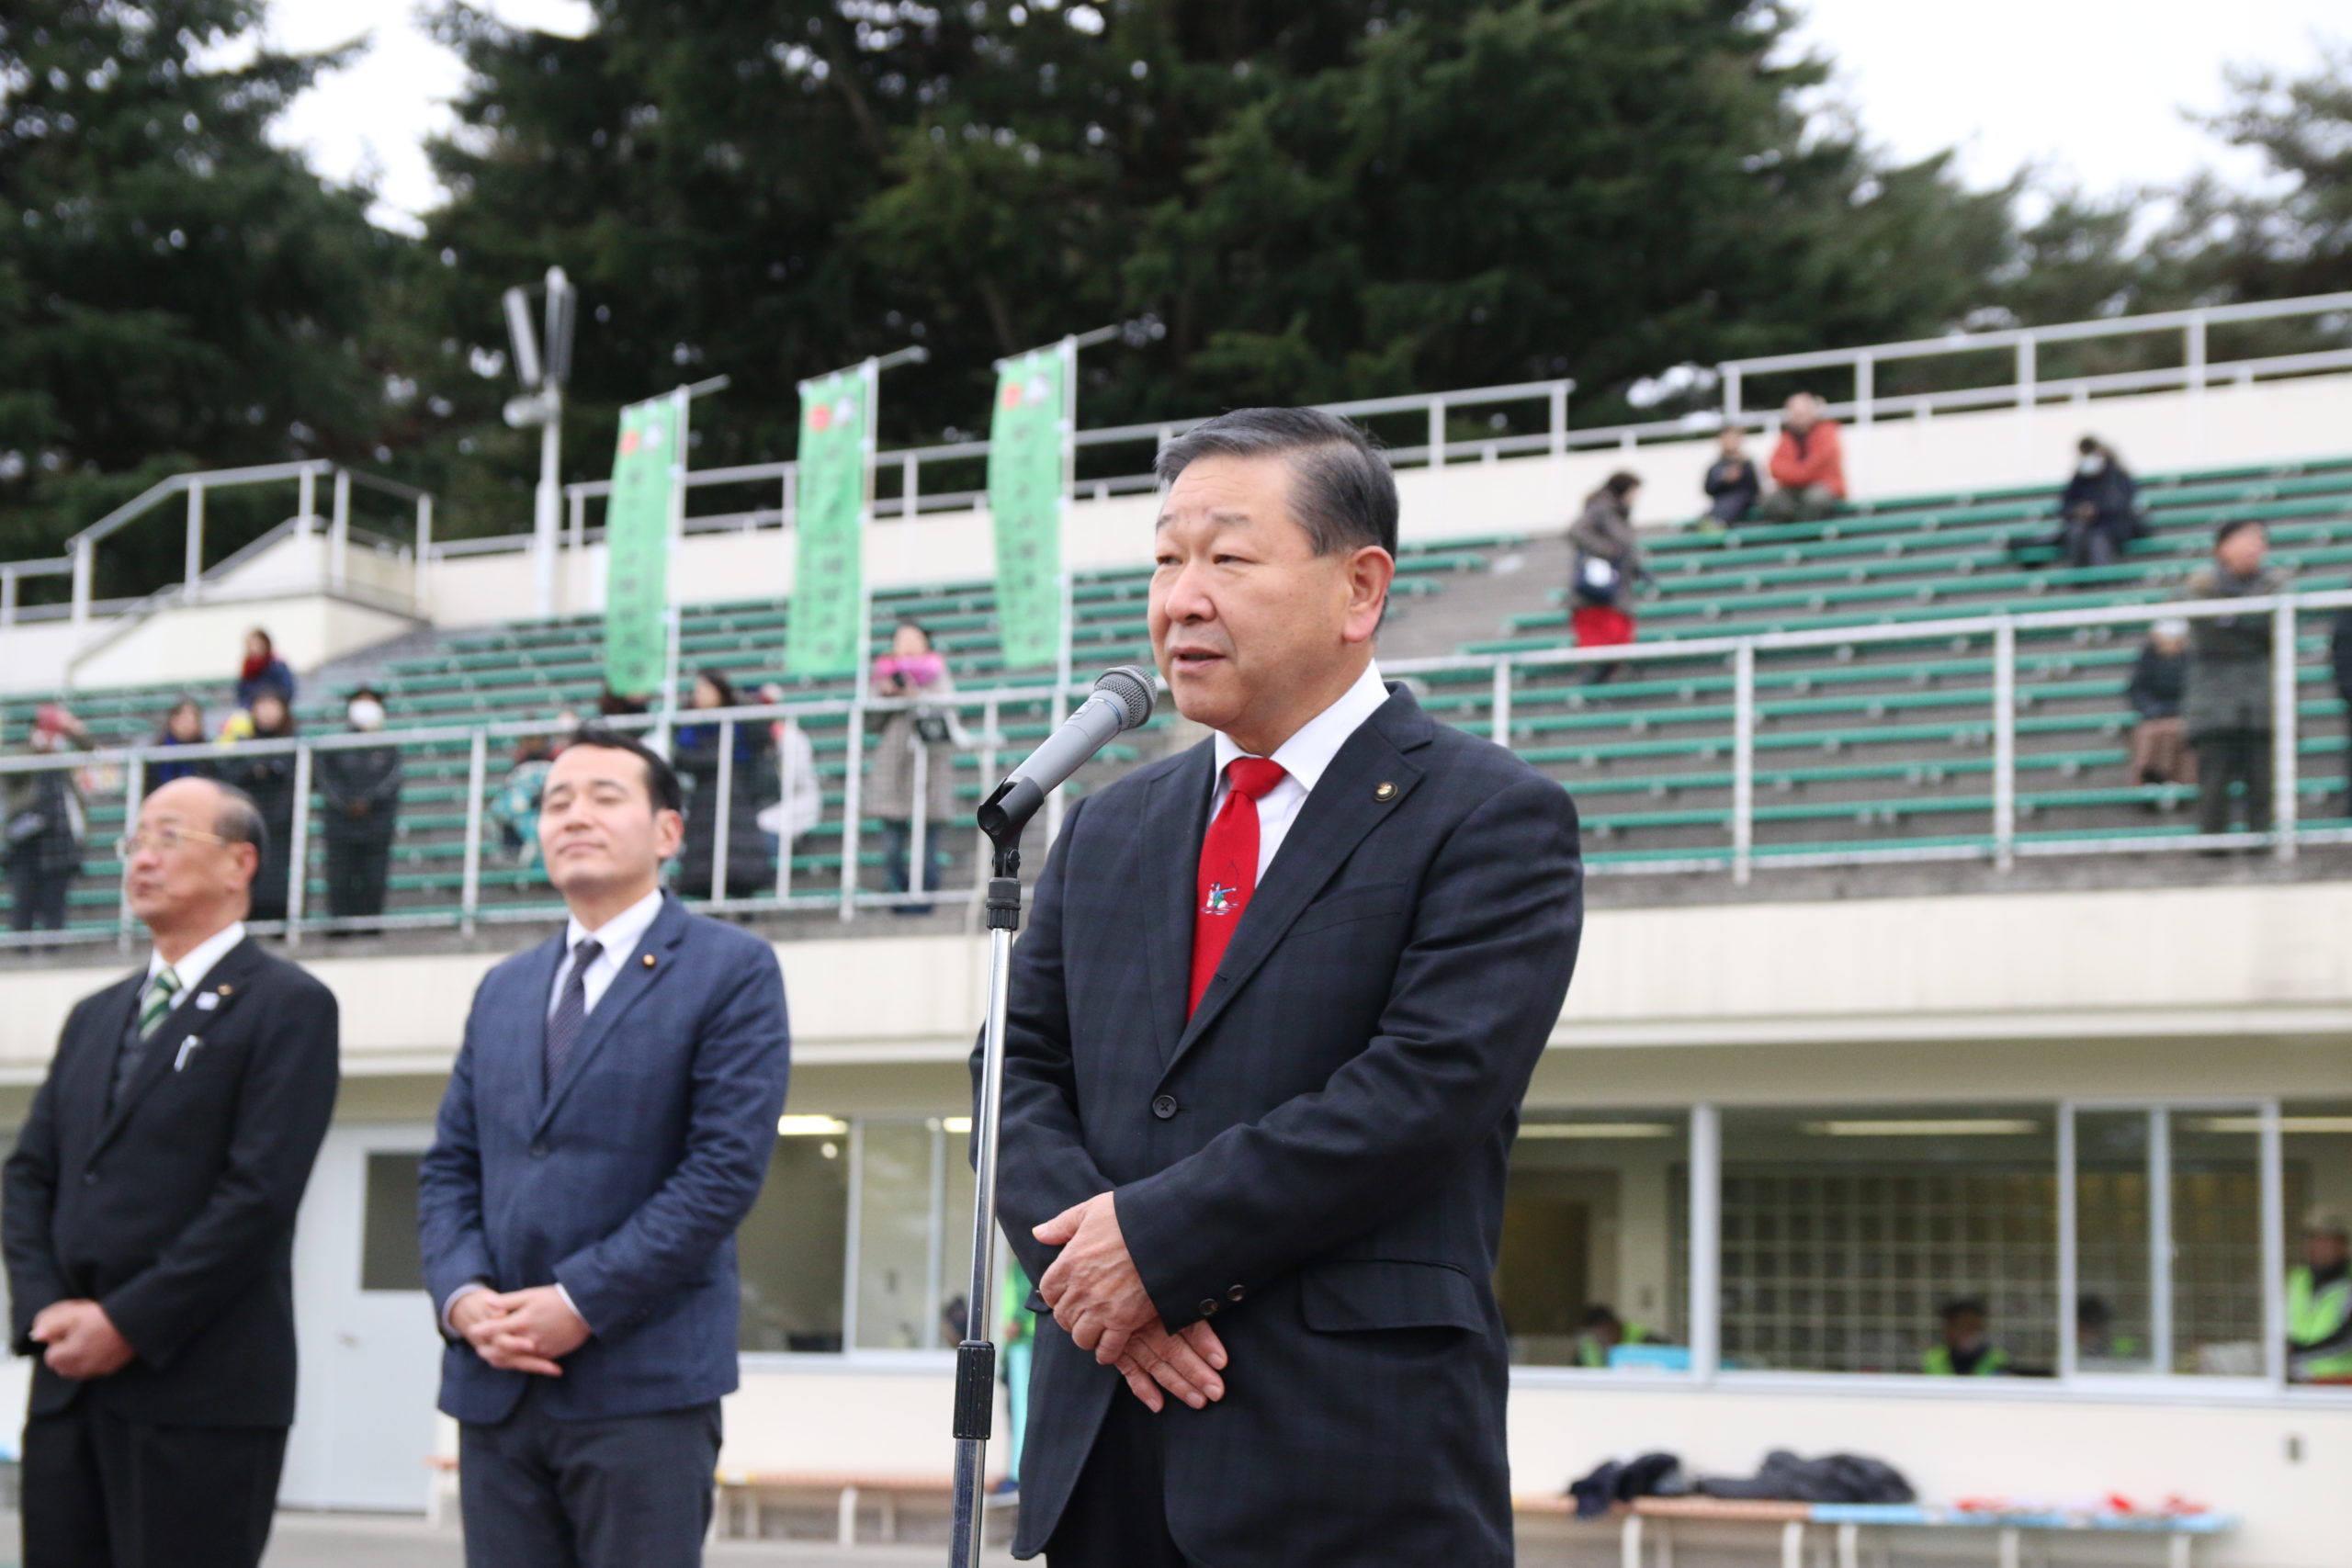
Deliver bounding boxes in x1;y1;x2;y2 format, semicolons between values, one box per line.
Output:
1922;1297;2010;1376
2289;1210;2352;1383
1572;1305;1649;1369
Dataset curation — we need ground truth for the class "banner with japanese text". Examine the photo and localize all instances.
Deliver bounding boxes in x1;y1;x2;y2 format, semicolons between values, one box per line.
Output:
786;368;868;679
988;348;1066;671
601;394;678;698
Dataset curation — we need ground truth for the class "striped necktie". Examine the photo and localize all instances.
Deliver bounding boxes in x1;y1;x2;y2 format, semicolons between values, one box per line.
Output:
545;938;602;1088
139;967;182;1040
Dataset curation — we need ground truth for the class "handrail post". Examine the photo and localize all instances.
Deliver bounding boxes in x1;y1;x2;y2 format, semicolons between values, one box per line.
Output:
1993;619;2017;870
1723;365;1743;425
711;716;735;901
1733;641;1756;885
415;494;434;615
1428;397;1445;470
1;567;16;629
2273;603;2298;861
1489;659;1513;750
71;538;93;633
297;468;317;538
840;697;865;922
330;468;351;590
1854;354;1874;428
460;728;487;936
903;450;920;518
184;483;205;601
775;714;797;904
2016;338;2036;410
286;740;312;943
908;724;929;906
1548;383;1568;458
118;750;146;949
2187;313;2208;392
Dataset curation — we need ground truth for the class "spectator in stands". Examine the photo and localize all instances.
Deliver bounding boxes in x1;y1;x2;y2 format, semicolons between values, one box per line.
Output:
317;687;402;921
149;696;212;785
1923;1296;2010;1376
492;737;557;867
2332;610;2352;815
1701;426;1760;531
2178;519;2290;843
1566;471;1647;684
2288;1210;2352;1382
869;622;962;908
6;705;90;933
673;669;775;899
752;681;822;867
235;628;296;712
1760;392;1846;523
1573;1305;1648;1369
224;688;299;922
2125;619;2196;789
598;688;650;717
2057;436;2142;569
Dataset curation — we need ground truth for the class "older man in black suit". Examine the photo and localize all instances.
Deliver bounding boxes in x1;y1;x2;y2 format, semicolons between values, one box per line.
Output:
3;775;340;1568
986;407;1585;1566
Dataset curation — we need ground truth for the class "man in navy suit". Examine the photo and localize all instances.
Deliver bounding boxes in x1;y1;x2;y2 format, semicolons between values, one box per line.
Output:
986;407;1584;1565
419;728;790;1568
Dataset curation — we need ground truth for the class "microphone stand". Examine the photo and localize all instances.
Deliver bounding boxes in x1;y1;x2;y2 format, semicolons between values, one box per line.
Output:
948;778;1041;1568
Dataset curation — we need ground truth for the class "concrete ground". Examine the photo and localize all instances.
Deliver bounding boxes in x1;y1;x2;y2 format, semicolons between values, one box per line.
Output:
0;1507;1020;1568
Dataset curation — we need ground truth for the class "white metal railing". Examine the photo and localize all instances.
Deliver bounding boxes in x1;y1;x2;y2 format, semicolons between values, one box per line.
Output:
0;461;436;632
3;587;2349;951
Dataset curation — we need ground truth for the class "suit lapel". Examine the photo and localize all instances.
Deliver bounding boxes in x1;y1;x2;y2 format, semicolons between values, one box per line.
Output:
1162;688;1435;1077
535;894;689;1134
1139;744;1216;1066
64;976;145;1145
91;940;266;1158
512;931;566;1111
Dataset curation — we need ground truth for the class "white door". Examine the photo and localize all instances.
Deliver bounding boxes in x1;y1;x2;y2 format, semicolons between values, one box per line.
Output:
281;1122;445;1512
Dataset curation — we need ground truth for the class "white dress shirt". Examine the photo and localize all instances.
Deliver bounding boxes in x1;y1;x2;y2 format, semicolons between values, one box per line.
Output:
547;885;667;1017
1208;660;1391;878
144;919;248;1011
445;886;665;1335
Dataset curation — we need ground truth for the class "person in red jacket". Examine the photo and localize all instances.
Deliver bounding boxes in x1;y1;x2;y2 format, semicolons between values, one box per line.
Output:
1761;392;1846;523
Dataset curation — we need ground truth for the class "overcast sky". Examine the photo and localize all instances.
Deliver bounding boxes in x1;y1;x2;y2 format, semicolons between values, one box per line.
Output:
259;1;2344;234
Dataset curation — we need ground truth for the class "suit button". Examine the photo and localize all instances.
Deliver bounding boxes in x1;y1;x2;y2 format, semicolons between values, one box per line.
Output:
529;1142;549;1159
1197;1299;1218;1317
82;1170;97;1186
1227;1284;1247;1303
1150;1095;1178;1121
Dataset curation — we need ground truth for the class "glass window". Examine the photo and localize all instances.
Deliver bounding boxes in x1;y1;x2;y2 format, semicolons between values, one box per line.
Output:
2280;1100;2352;1389
2071;1106;2265;1377
1500;1111;1689;1371
360;1151;427;1292
1720;1106;2057;1375
853;1118;977;1351
738;1122;850;1352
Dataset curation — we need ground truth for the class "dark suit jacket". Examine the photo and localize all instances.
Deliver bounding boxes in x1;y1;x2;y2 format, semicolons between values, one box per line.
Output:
985;683;1584;1564
418;892;790;1425
2;936;339;1427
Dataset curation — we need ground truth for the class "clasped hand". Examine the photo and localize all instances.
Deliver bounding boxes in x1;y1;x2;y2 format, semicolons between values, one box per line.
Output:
1034;1191;1228;1414
450;1284;590;1377
28;1299;134;1381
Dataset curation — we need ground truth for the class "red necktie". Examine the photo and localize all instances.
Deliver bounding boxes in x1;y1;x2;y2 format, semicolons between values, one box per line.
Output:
1191;757;1287;1016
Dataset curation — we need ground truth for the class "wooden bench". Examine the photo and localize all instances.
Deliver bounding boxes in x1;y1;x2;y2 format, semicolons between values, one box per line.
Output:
710;1470;1013;1546
1611;1495;2232;1568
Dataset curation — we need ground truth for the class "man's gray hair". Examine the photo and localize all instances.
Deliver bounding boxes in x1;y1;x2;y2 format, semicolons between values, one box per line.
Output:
209;781;268;863
1153;407;1399;559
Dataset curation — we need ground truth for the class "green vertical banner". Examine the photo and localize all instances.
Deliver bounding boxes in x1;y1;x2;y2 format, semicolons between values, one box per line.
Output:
602;394;678;698
988;348;1066;671
787;368;868;679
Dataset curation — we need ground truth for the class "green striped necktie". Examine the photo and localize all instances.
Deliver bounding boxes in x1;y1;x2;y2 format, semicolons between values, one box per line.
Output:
139;967;182;1040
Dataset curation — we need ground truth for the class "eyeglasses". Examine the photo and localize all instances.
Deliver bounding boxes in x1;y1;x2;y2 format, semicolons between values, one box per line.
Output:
117;826;232;859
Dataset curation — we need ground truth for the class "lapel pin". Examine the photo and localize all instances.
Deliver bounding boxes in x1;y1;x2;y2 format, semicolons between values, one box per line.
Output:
642;953;657;968
217;984;232;996
1374;782;1397;802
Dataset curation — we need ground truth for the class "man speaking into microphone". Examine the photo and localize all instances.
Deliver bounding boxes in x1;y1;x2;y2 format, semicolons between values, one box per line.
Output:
983;407;1584;1565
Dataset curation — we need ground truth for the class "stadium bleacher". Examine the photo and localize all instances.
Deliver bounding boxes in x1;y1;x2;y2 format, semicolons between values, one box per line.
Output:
6;453;2349;934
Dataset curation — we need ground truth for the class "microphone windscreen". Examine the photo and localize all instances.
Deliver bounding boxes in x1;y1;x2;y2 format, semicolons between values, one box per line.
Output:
1092;666;1157;731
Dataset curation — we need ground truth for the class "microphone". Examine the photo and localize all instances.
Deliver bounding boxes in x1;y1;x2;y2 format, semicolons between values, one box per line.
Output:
977;666;1157;840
